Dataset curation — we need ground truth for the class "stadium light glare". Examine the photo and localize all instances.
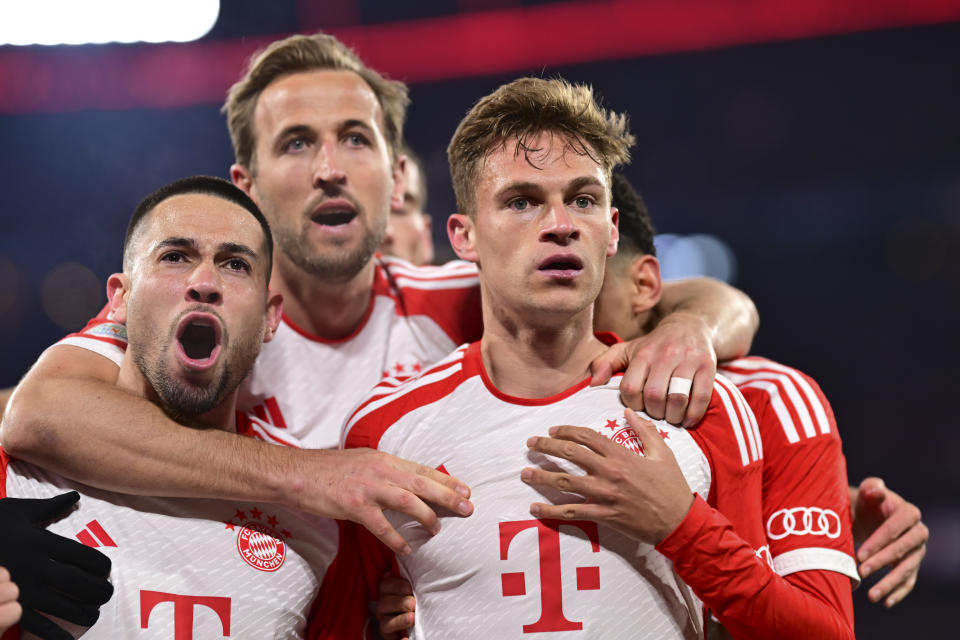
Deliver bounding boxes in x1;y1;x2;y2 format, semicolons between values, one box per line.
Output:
0;0;220;46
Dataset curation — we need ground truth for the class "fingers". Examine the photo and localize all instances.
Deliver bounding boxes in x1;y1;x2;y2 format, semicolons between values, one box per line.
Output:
589;342;629;387
857;476;886;500
860;519;929;578
380;574;414;597
867;544;925;607
386;460;473;522
17;491;80;525
521;465;594;499
858;500;922;563
0;599;21;635
526;426;611;472
682;368;714;428
41;530;113;578
35;552;114;606
0;569;20;631
356;508;413;556
23;568;102;627
623;409;669;456
377;574;416;637
529;500;614;521
664;371;694;426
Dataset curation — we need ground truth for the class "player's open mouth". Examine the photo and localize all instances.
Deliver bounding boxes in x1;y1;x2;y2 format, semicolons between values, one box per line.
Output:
538;254;583;279
311;200;358;227
175;313;222;370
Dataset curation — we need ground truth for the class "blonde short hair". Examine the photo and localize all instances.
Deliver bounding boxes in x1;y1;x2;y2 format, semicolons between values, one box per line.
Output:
448;77;634;213
223;33;409;170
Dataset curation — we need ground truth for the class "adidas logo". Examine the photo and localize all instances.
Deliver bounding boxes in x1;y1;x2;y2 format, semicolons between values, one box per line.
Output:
76;519;117;548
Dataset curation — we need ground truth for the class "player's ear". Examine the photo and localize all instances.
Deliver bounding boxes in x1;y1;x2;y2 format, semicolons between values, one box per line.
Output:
106;273;130;324
629;255;662;314
447;213;478;263
390;154;407;211
607;206;620;257
262;289;283;343
231;164;254;198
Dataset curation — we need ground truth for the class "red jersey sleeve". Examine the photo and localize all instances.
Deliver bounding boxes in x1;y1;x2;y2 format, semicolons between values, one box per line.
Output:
724;358;858;583
659;375;854;638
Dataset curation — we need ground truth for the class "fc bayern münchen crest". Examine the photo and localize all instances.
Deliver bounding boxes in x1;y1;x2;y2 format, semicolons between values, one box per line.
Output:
236;521;287;572
600;418;645;456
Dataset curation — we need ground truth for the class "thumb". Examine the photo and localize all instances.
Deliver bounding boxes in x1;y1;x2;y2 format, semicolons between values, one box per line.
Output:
20;491;80;524
590;342;629;386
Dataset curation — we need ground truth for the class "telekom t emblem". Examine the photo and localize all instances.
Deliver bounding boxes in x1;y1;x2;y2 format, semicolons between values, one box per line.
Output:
499;519;601;633
140;590;231;639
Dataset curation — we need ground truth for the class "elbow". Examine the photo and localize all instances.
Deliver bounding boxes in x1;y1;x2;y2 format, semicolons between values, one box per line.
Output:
0;383;58;460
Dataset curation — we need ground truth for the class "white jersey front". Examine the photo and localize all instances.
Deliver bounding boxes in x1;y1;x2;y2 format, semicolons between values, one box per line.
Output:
2;451;339;639
238;257;480;449
343;341;765;640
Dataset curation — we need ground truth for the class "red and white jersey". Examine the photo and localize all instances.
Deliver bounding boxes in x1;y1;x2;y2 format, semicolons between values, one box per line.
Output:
0;449;368;639
720;357;858;585
58;256;482;451
342;341;765;639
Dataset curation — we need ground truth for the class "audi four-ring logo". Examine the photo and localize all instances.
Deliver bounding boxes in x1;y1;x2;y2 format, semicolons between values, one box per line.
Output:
766;507;842;540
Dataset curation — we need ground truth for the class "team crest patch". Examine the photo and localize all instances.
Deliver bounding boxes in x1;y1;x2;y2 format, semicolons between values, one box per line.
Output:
599;418;645;455
224;507;290;572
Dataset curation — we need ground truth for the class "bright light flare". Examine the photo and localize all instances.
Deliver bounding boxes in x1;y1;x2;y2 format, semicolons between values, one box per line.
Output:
0;0;220;46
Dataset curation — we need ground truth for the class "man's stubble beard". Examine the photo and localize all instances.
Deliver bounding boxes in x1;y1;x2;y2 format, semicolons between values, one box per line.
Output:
132;326;262;424
274;215;385;284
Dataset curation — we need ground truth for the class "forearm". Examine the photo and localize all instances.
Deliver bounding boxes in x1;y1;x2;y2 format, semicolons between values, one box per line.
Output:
658;278;758;361
657;497;854;639
2;370;295;505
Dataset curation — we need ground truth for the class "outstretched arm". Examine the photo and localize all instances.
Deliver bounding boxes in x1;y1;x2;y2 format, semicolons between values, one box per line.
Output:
1;345;472;555
591;277;759;427
851;477;928;607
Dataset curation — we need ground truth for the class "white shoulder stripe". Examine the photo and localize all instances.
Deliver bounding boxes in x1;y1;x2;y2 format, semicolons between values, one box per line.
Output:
712;378;751;466
392;274;480;291
740;380;800;444
722;360;831;437
723;375;763;460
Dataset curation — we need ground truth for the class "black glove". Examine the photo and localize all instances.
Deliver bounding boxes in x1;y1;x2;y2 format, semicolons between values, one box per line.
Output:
0;491;113;640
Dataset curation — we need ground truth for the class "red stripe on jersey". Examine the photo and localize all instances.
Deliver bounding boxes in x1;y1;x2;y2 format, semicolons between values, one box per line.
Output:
388;275;482;345
265;397;287;429
0;448;9;498
350;346;470;418
76;529;99;548
344;357;472;450
87;519;117;546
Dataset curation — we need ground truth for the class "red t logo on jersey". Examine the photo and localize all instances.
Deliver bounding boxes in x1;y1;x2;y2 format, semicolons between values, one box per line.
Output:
140;590;231;639
499;519;601;633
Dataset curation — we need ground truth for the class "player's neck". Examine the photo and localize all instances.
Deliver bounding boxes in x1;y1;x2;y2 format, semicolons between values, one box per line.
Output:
480;308;606;399
115;361;238;432
271;255;376;339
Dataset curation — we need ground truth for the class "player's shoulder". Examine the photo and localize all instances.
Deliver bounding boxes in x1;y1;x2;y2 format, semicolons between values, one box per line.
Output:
54;313;128;367
378;255;479;295
694;373;764;469
342;343;475;449
376;256;482;343
719;356;836;445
